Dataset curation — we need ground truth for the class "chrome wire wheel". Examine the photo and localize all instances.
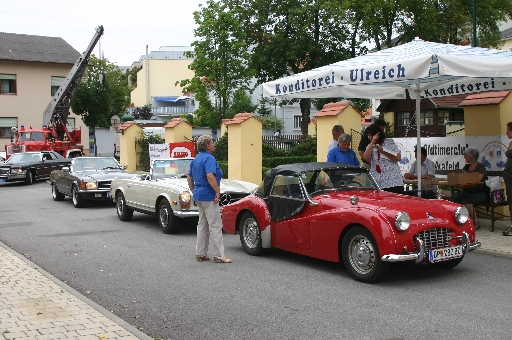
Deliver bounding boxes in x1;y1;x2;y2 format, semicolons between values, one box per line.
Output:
242;216;260;249
159;203;169;228
158;199;178;234
347;235;376;275
117;195;126;215
116;192;133;221
239;212;263;256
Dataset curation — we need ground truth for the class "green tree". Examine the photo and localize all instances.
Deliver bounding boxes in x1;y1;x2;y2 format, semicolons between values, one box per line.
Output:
177;0;256;128
132;105;153;120
227;89;258;117
72;55;130;128
227;0;356;136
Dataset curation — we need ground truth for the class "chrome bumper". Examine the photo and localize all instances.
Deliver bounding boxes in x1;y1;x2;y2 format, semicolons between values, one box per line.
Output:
173;210;199;218
381;232;481;263
0;171;27;181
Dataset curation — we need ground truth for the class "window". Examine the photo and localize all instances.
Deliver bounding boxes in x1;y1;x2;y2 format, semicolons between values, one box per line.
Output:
293;115;301;130
66;118;75;131
0;118;17;138
0;74;16;94
397;112;409;126
437;110;464;125
420;111;434;125
51;76;65;96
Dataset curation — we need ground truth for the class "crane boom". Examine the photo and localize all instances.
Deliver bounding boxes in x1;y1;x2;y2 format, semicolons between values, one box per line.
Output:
42;25;104;127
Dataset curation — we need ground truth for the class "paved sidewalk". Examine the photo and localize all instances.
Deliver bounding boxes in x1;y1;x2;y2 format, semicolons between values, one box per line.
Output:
0;241;152;340
475;218;512;258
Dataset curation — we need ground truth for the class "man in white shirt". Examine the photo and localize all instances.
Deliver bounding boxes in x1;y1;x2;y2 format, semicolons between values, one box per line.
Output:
404;146;438;199
326;125;344;157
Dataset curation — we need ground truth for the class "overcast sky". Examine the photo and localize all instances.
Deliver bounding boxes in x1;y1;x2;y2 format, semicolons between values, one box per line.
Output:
1;0;207;66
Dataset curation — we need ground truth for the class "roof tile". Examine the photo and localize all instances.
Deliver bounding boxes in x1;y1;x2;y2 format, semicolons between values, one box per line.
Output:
0;32;79;64
459;91;511;106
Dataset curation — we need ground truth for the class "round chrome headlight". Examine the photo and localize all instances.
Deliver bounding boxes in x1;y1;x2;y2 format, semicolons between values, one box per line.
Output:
455;206;469;224
179;191;191;203
395;211;411;231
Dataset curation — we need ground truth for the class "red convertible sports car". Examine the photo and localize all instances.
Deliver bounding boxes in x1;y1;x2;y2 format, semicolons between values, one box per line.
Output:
222;162;481;283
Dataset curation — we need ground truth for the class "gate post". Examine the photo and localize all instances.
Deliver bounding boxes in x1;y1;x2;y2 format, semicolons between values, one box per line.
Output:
164;118;192;143
223;113;263;184
119;122;142;173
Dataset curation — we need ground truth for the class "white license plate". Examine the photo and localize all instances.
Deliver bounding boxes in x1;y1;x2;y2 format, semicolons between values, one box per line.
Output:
95;193;103;197
429;245;463;262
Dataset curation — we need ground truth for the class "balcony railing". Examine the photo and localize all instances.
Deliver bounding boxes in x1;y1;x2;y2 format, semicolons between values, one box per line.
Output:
126;106;195;116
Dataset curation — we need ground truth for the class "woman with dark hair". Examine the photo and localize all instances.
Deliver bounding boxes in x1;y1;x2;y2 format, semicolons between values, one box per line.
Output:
363;124;404;194
458;147;488;230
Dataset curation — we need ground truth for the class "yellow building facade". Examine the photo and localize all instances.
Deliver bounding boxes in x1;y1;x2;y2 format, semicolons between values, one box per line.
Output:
130;56;194;107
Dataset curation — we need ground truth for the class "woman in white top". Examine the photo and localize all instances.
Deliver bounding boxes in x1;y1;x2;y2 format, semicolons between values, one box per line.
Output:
363;124;404;194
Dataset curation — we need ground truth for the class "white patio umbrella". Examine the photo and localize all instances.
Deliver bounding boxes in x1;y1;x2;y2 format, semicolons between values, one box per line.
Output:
262;37;512;194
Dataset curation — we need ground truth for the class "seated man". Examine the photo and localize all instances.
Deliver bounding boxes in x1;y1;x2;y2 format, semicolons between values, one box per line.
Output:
403;146;438;199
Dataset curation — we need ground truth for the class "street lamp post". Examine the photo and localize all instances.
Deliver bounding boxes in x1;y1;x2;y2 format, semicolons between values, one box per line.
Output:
472;0;477;47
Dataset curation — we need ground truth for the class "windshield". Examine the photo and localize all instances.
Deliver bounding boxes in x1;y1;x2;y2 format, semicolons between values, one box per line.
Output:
152;159;192;179
18;132;45;141
72;157;121;172
301;168;377;196
6;153;40;163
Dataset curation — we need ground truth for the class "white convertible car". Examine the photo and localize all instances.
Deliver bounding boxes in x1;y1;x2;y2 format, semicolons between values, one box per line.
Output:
110;158;258;234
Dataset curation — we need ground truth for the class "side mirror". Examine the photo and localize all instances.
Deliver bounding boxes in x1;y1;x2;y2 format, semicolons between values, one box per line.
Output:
121;165;128;170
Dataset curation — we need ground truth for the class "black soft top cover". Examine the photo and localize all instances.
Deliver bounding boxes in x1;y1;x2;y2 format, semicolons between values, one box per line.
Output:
262;162;363;197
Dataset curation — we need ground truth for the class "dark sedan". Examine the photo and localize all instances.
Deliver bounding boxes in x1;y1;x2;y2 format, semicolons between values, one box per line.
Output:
0;151;71;185
49;157;134;208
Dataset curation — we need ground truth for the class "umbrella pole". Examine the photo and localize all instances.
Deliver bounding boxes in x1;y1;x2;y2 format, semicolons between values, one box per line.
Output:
415;79;422;197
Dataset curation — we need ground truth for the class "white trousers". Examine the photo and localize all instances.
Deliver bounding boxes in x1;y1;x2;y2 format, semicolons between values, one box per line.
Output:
196;201;224;258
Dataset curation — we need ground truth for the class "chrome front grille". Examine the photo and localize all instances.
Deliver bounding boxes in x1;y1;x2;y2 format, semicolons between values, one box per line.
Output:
219;192;250;206
97;180;112;190
413;228;452;251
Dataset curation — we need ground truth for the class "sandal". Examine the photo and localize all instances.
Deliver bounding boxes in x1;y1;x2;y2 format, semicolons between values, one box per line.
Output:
474;221;481;230
196;255;210;261
503;227;512;236
214;256;232;263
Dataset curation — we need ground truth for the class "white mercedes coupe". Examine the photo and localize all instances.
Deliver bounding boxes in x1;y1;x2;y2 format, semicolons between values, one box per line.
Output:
110;158;258;234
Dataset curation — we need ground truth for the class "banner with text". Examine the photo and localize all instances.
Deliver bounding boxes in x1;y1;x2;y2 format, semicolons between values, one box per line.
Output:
392;136;510;175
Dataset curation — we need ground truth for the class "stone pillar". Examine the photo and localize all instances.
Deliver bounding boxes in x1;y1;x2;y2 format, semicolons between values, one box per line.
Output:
314;101;362;161
164;118;192;143
119;122;142;173
225;113;263;184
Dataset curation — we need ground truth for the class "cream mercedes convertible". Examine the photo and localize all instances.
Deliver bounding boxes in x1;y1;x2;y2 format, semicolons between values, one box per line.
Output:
110;158;258;234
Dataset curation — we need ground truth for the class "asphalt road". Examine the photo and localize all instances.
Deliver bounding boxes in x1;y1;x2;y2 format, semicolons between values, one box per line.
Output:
1;181;511;340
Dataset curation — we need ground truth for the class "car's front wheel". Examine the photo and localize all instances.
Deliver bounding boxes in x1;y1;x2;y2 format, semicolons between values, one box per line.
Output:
25;170;33;185
342;226;389;283
239;212;264;256
428;257;463;269
72;185;86;208
52;184;65;201
116;192;133;221
158;199;179;234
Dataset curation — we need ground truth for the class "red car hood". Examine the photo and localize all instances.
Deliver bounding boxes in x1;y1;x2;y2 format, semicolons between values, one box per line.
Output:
319;189;456;224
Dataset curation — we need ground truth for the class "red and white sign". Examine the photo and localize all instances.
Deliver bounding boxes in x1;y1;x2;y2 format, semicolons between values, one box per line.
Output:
170;142;195;158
